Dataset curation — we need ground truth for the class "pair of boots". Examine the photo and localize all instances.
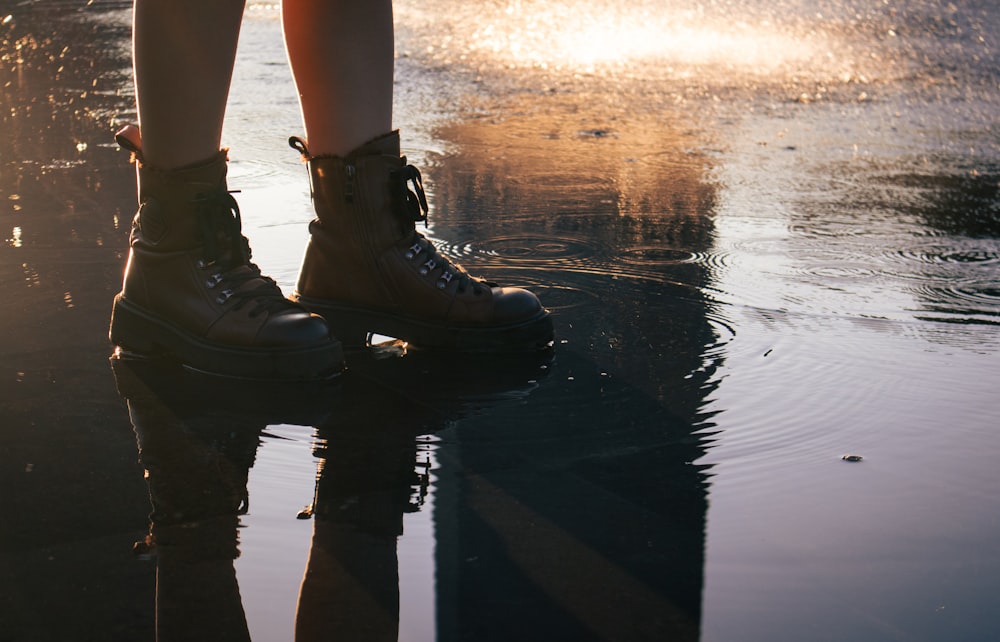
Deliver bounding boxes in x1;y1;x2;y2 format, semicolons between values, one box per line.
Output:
109;128;553;378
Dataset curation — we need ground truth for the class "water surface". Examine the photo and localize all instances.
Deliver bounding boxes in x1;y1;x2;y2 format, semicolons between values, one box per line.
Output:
1;1;998;640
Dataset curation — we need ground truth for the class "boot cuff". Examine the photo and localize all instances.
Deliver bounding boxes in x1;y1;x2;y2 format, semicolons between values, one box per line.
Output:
291;130;401;161
347;129;401;160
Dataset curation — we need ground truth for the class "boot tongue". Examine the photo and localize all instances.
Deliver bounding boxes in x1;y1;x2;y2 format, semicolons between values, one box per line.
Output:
351;131;430;233
197;189;250;267
345;130;426;242
390;164;429;228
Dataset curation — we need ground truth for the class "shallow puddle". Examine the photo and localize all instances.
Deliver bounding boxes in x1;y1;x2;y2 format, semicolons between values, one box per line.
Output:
1;1;998;640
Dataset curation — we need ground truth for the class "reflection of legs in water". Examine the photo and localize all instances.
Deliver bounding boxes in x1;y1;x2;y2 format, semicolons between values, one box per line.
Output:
295;427;422;642
113;359;259;642
295;503;401;642
114;357;342;641
155;544;251;642
293;350;547;641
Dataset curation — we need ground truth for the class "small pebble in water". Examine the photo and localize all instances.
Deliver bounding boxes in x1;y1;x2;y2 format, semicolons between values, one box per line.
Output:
841;454;864;462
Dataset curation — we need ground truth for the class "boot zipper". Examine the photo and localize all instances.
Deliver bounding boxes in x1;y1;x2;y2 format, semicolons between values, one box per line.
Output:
344;164;356;204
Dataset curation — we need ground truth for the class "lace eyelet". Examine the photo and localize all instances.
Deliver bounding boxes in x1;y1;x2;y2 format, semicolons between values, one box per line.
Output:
205;273;224;288
404;243;423;260
216;289;234;304
419;258;437;276
437;271;455;289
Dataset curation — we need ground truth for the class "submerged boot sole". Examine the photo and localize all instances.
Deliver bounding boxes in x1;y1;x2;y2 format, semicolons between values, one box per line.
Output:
109;295;344;379
295;296;555;353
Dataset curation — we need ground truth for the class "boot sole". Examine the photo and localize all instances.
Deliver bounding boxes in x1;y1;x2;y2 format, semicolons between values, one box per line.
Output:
109;295;344;380
294;296;555;353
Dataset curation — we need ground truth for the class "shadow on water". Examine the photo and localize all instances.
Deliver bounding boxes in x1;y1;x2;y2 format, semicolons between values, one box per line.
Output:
410;79;724;640
411;90;725;639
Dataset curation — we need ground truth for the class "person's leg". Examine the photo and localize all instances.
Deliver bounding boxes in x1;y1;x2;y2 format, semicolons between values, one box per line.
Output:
133;0;246;169
281;0;394;156
109;0;343;378
281;0;552;351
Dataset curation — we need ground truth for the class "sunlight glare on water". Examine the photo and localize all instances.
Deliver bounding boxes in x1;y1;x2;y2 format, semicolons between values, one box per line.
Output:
398;0;851;79
477;6;818;73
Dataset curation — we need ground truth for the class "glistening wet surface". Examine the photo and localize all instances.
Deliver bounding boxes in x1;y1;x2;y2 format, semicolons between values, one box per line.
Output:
1;1;998;640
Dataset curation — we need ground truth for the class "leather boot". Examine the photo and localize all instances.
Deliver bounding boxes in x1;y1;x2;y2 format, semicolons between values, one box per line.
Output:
289;131;554;352
109;126;343;378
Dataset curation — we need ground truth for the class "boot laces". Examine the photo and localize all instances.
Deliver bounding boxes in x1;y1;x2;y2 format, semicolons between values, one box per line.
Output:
391;163;489;295
195;190;295;316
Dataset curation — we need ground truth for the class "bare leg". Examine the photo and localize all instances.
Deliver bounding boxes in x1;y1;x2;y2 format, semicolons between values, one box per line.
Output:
281;0;394;156
111;0;343;379
133;0;247;168
282;0;553;351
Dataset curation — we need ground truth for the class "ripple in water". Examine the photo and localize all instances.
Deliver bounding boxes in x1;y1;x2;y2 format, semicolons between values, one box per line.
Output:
685;250;737;273
778;214;1000;324
795;264;879;280
464;235;605;265
891;246;1000;267
704;313;737;357
873;239;1000;323
619;246;698;267
528;284;600;312
442;233;700;285
432;231;722;318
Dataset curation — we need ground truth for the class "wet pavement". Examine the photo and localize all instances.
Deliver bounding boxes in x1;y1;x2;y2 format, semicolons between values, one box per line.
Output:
2;1;1000;641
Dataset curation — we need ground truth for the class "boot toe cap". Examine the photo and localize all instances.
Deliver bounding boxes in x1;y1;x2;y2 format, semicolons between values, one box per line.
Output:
258;311;333;347
491;286;545;324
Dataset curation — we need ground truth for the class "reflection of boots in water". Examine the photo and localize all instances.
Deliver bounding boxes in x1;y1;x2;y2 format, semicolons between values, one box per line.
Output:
294;347;549;642
112;356;337;642
289;132;553;352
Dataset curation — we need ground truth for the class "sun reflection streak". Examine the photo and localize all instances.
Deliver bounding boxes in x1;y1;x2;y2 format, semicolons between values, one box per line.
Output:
495;5;816;71
399;0;832;77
